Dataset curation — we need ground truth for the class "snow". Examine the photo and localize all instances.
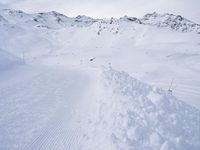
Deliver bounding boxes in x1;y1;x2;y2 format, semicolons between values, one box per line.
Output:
0;7;200;150
0;67;89;149
0;49;23;71
90;67;200;150
0;14;7;24
141;12;200;33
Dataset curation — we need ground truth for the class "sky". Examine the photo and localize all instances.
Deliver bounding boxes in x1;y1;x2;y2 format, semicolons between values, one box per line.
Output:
0;0;200;22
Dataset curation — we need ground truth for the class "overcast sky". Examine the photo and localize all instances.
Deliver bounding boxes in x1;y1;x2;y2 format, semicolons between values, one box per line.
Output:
1;0;200;22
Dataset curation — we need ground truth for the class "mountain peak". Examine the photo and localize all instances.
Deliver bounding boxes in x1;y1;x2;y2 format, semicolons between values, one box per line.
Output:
141;12;200;33
0;7;200;34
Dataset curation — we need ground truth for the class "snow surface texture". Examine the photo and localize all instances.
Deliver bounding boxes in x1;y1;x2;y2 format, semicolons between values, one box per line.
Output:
0;66;199;150
83;67;200;150
0;49;23;70
0;7;200;150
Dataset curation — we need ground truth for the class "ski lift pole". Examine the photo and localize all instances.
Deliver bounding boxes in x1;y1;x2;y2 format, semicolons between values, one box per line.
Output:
168;79;174;94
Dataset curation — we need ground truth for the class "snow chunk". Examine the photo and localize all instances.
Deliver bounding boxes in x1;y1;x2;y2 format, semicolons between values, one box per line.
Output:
147;91;163;105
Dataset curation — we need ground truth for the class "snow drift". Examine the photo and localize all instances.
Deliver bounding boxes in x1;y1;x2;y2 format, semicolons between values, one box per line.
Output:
84;67;200;150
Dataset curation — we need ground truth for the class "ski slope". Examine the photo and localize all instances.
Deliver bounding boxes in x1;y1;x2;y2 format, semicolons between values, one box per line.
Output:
0;66;97;149
0;66;199;150
0;7;200;150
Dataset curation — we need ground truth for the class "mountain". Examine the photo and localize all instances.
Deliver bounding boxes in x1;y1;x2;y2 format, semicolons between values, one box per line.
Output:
0;9;97;29
141;12;200;34
0;8;200;34
0;7;200;150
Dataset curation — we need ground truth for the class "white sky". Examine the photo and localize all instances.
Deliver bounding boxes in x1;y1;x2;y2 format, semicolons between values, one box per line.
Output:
1;0;200;22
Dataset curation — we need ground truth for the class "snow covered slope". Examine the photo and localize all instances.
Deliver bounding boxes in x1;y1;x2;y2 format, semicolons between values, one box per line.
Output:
84;67;200;150
0;8;200;108
0;8;200;33
0;67;199;150
141;12;200;34
0;9;97;29
0;7;200;150
0;14;7;24
0;49;23;70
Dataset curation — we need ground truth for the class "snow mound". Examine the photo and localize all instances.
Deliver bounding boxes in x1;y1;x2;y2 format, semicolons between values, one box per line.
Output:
0;49;23;70
86;67;200;150
141;12;200;34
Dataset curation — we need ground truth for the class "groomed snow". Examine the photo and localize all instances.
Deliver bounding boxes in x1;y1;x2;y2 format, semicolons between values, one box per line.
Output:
0;7;200;150
0;66;199;150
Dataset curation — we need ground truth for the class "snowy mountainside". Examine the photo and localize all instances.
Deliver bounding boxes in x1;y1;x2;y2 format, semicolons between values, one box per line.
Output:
0;66;199;150
0;9;97;29
84;67;200;150
0;7;200;150
0;9;30;25
0;8;200;34
0;8;200;109
141;12;200;34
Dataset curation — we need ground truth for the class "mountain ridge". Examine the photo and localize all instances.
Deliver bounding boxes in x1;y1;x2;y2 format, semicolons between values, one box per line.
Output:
0;8;200;34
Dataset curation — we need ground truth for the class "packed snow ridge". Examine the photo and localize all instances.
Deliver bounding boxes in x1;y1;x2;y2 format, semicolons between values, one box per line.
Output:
84;67;200;150
0;8;200;33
